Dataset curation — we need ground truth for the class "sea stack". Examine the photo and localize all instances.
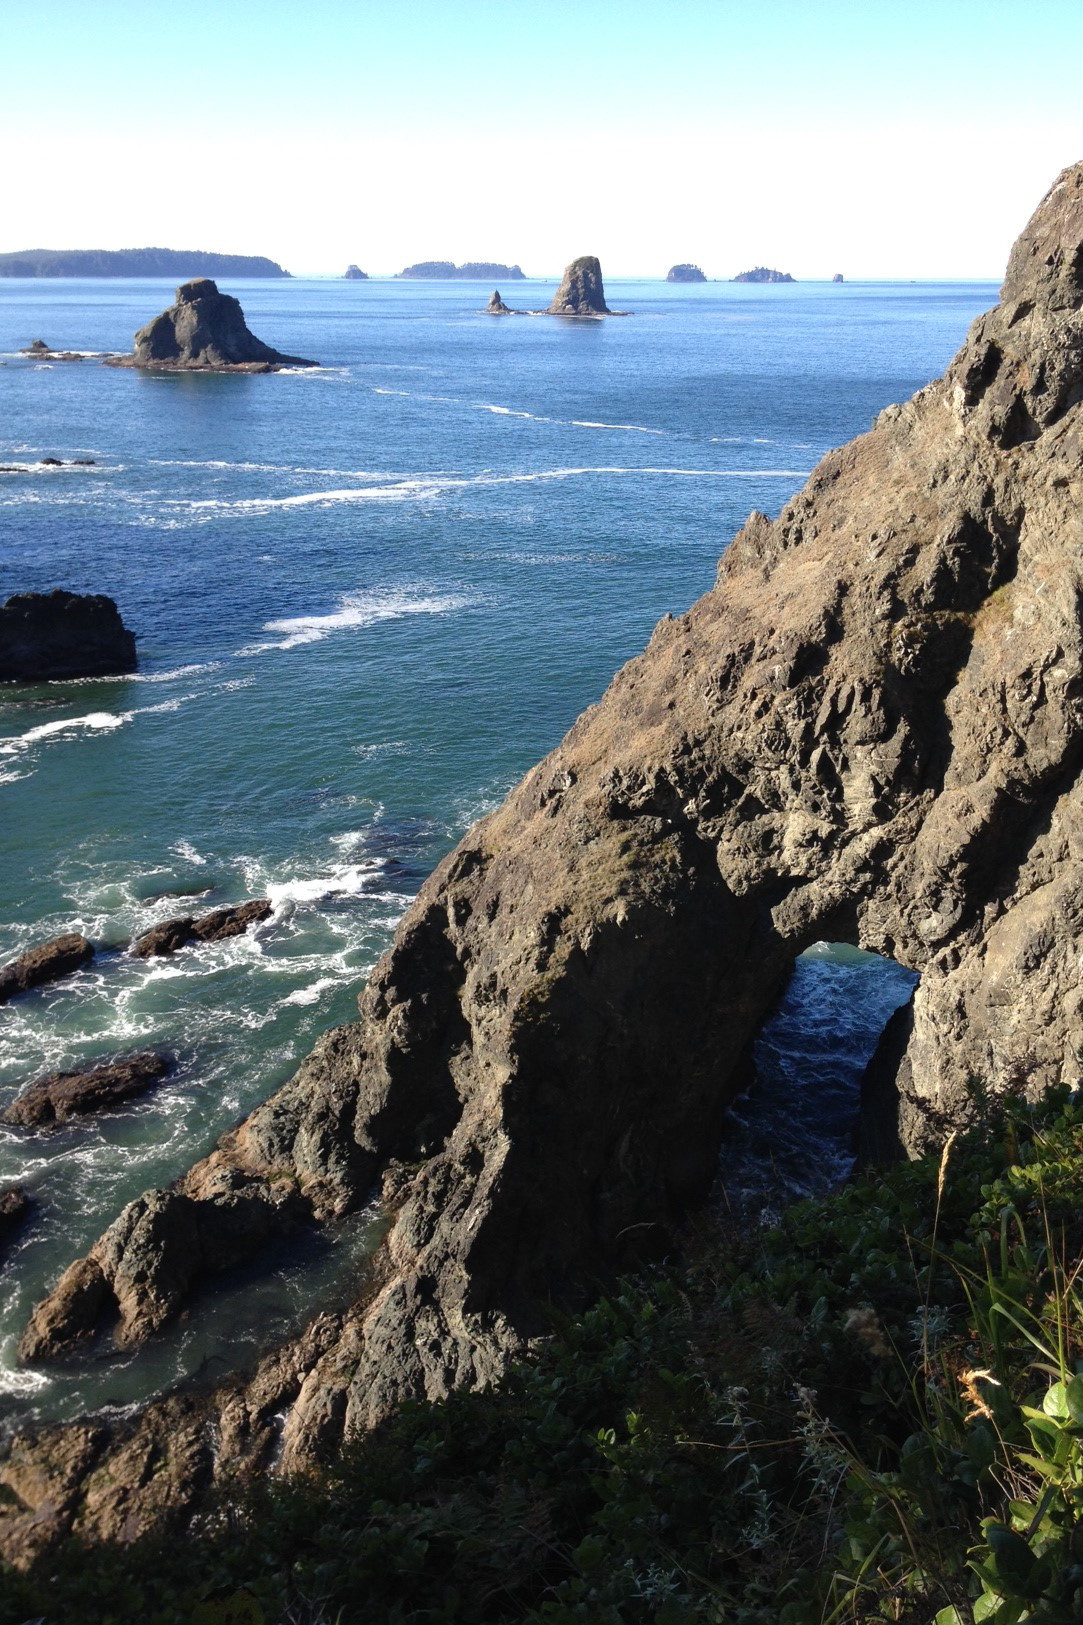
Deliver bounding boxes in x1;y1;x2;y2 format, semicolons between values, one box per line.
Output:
486;289;512;314
548;255;611;315
833;272;844;283
116;280;317;372
0;590;136;682
667;264;707;283
344;264;368;280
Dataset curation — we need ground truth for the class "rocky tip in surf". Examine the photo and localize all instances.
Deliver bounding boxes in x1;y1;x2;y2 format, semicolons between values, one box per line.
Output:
107;279;319;372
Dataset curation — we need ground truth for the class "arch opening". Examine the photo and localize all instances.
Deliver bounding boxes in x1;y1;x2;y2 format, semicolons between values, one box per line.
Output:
717;943;918;1222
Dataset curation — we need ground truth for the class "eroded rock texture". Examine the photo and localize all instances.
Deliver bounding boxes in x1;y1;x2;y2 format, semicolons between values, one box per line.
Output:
116;279;316;371
8;161;1083;1562
548;254;611;314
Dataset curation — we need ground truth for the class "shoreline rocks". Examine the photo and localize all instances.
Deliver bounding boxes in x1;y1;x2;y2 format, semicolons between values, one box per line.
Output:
130;899;272;958
0;591;136;682
2;1054;171;1130
108;279;317;372
0;934;94;1003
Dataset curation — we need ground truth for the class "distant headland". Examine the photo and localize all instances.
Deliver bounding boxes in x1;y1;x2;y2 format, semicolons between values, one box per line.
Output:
397;261;526;280
0;248;290;279
733;266;794;283
666;263;707;283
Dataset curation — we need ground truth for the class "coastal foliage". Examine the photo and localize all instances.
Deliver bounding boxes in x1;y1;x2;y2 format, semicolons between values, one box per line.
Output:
5;1087;1083;1623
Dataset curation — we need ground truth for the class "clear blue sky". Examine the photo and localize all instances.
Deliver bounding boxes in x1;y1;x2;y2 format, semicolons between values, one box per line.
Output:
6;0;1083;276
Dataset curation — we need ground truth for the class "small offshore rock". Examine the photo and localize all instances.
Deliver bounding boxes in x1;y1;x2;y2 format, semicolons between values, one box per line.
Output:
0;1188;31;1246
487;289;513;314
131;899;272;958
548;255;611;315
0;590;136;682
0;934;94;1004
113;280;317;372
2;1054;170;1129
832;272;844;283
344;264;368;280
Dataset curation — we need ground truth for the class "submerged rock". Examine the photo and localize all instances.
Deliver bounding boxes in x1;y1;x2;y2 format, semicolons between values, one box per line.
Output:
0;933;94;1003
113;280;317;372
2;1054;170;1129
15;159;1083;1560
0;590;136;682
130;899;272;958
548;255;611;314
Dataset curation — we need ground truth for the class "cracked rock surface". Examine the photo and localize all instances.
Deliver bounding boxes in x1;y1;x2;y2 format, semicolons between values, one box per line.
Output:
6;162;1083;1563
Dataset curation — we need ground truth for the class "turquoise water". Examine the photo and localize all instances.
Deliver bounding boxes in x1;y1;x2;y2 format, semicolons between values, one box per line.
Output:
0;275;992;1419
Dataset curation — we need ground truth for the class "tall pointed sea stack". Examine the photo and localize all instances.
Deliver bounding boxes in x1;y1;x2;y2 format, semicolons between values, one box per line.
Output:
548;254;611;314
9;162;1083;1560
115;279;317;371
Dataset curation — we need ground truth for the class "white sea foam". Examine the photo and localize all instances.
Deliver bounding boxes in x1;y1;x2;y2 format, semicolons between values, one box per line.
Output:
241;587;473;653
0;711;129;755
172;839;208;867
571;420;667;435
266;861;384;911
281;976;343;1007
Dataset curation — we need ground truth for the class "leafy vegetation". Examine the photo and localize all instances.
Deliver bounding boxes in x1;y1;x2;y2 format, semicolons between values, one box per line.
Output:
5;1087;1083;1623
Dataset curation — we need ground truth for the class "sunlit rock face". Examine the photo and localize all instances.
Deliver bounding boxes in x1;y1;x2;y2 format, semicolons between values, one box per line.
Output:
8;161;1083;1563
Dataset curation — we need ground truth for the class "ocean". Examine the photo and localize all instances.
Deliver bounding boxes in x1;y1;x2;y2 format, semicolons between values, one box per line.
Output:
0;273;995;1423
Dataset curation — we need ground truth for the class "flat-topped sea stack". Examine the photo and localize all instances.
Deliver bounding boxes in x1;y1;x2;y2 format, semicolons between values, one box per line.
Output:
11;162;1083;1562
548;254;611;315
0;590;136;682
110;280;317;372
667;263;707;283
734;266;794;283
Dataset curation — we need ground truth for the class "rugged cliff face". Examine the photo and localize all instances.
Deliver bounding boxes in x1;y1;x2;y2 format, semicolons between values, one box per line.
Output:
7;162;1083;1562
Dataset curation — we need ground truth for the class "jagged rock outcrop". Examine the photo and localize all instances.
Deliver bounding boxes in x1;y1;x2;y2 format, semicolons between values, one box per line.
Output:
0;591;135;682
2;1054;170;1129
111;280;317;372
486;289;513;314
10;160;1083;1561
130;899;272;958
548;255;611;314
0;933;94;1002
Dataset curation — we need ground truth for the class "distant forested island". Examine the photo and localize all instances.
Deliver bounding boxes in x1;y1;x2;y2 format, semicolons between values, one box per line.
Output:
733;266;794;283
0;248;290;278
667;263;707;283
397;261;526;280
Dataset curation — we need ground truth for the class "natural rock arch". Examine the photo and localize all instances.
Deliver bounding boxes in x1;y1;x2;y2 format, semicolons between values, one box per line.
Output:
7;162;1083;1559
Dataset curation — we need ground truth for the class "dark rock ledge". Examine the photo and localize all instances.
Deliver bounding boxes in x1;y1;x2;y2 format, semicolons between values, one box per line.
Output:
0;590;136;682
7;159;1083;1562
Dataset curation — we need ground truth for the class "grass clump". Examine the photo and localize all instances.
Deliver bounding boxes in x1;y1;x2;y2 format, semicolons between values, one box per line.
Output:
5;1087;1083;1622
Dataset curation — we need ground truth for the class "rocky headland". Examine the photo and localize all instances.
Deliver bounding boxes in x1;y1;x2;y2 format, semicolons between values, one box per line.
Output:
0;249;289;278
107;280;317;372
6;161;1083;1562
667;263;707;283
734;266;794;283
0;591;136;682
